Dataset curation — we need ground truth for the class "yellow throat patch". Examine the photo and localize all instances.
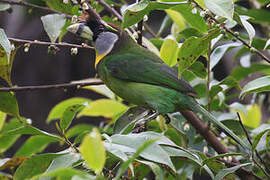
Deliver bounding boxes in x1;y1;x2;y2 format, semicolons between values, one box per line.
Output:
95;53;106;68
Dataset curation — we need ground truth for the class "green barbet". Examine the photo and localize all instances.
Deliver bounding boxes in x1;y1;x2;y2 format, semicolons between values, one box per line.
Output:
67;19;247;149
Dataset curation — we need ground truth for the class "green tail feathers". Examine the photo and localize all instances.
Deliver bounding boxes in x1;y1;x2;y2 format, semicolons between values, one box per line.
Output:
189;101;249;150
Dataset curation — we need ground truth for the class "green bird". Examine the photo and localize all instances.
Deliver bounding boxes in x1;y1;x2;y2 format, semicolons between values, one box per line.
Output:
67;19;247;149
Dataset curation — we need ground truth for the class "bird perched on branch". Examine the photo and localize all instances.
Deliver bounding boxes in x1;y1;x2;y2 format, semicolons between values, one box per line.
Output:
67;17;247;149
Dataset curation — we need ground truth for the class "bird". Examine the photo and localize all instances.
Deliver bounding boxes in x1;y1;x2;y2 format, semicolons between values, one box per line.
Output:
67;18;247;149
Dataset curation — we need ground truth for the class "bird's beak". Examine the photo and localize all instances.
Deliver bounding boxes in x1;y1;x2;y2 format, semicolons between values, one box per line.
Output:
67;23;93;41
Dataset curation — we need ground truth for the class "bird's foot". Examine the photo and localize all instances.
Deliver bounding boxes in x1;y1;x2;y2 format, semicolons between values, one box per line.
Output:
132;110;159;133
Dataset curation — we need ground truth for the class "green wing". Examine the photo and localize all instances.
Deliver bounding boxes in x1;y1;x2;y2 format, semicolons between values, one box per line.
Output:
104;53;198;97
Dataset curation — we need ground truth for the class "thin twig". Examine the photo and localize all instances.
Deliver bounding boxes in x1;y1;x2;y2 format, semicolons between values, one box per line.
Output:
0;79;104;92
238;113;270;179
191;0;270;64
8;37;94;49
97;0;122;21
137;20;143;46
0;0;72;18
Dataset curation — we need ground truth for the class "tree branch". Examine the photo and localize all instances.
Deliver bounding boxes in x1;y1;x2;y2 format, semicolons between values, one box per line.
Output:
8;37;94;49
0;79;104;92
191;0;270;64
180;110;254;180
0;0;72;18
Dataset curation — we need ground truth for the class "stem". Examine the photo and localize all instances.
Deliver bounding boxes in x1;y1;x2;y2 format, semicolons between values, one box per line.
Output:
191;0;270;64
8;37;94;49
207;22;212;112
238;113;270;178
0;79;103;92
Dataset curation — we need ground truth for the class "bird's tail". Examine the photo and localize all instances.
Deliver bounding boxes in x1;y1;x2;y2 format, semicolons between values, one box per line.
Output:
188;100;248;149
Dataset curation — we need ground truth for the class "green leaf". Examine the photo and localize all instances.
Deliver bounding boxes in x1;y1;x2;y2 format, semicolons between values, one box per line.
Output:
137;160;164;180
204;0;234;20
231;63;270;81
171;3;208;33
47;97;91;122
235;6;270;25
202;153;243;166
0;3;10;11
214;163;252;180
42;153;81;174
115;137;159;179
210;42;242;70
13;153;62;180
252;129;270;152
15;135;59;157
79;128;106;174
160;38;179;66
41;14;67;43
178;29;220;75
240;76;270;98
165;9;186;32
238;104;261;128
0;111;6;131
0;92;20;118
33;167;95;180
60;104;86;132
66;124;93;138
77;99;128;120
43;0;74;14
0;29;17;86
0;118;22;153
264;39;270;50
2;125;62;141
83;84;115;99
109;132;176;171
122;0;187;28
239;16;255;45
113;106;148;134
0;28;11;61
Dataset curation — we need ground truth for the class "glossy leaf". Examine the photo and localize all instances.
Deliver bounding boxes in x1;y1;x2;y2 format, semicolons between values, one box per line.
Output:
0;28;11;61
171;3;208;33
43;0;74;14
0;3;10;11
15;135;59;157
178;29;220;75
115;138;159;179
79;128;106;174
77;99;128;120
210;42;242;70
83;84;115;99
109;132;176;171
202;153;243;166
252;129;270;152
165;9;186;32
66;124;92;138
0;111;6;131
264;39;270;50
238;104;261;128
214;163;251;180
14;153;62;180
0;119;22;153
240;76;270;98
41;14;66;43
122;0;187;28
47;97;91;122
113;106;148;134
137;160;164;180
2;125;62;141
0;30;17;86
160;38;179;66
33;167;95;180
231;64;270;81
239;15;255;45
60;104;86;132
204;0;234;20
0;92;20;119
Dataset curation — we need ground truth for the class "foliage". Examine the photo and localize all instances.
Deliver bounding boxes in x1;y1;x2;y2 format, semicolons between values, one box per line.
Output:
0;0;270;179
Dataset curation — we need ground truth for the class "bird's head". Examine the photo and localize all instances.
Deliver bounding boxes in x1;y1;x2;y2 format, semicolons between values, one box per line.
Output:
67;19;119;67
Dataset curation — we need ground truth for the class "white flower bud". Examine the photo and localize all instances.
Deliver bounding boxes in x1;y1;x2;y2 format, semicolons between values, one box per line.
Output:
63;0;69;4
71;47;78;55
